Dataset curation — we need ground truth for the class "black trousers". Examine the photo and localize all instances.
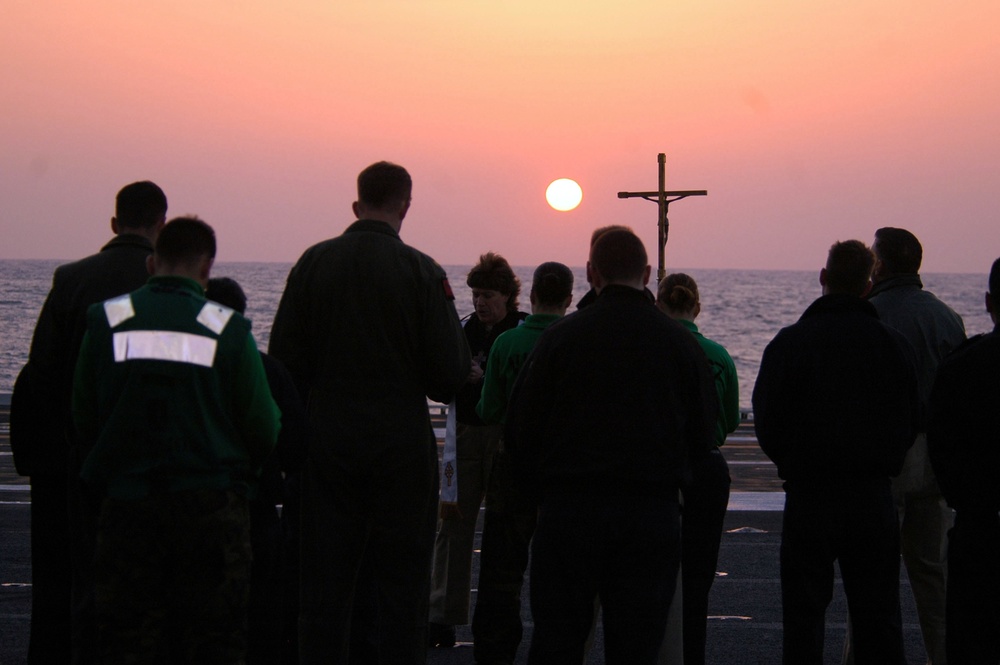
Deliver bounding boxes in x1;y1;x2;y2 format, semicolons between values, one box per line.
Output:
28;472;72;664
946;511;1000;665
528;493;680;665
680;448;731;665
472;450;537;665
780;479;905;665
298;435;439;665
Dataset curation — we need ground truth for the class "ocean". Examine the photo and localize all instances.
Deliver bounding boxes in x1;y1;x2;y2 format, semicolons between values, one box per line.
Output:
1;259;993;409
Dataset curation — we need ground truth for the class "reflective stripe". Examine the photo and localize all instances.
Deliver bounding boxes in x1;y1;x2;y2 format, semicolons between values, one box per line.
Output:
103;295;135;328
112;331;217;367
197;302;235;335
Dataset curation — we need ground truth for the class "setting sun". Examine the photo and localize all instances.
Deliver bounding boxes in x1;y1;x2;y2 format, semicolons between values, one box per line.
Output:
545;179;583;212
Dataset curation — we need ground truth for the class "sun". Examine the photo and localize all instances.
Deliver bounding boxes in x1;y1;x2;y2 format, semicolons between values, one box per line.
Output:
545;178;583;211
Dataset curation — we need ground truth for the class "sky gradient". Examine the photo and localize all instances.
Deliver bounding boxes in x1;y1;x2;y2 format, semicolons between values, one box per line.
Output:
3;1;998;273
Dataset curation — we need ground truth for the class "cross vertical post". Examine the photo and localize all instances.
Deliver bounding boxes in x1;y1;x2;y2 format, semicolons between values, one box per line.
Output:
618;153;707;284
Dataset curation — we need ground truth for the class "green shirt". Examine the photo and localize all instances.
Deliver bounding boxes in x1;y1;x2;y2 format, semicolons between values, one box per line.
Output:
678;319;740;446
73;275;280;499
476;313;562;425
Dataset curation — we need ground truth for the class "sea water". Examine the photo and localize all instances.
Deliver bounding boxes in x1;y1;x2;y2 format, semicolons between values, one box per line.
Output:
1;259;993;408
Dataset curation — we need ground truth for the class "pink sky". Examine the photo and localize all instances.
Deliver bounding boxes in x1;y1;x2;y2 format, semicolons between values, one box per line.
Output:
2;1;998;273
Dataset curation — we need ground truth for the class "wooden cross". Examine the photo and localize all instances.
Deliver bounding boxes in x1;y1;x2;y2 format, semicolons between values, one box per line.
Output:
617;153;707;283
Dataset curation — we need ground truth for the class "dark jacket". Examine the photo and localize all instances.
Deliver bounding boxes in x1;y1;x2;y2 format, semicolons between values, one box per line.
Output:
752;294;920;484
454;309;527;425
10;234;153;477
506;284;717;501
927;329;1000;514
268;219;470;466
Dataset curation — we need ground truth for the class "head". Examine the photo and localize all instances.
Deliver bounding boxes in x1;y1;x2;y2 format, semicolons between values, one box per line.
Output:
113;181;167;239
586;225;634;286
589;229;650;292
820;239;875;297
656;273;700;321
149;216;216;287
988;256;1000;326
530;262;574;314
467;252;520;327
872;227;922;282
205;277;247;314
352;161;412;229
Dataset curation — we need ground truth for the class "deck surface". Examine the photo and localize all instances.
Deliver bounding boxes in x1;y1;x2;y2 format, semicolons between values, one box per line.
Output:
0;414;930;664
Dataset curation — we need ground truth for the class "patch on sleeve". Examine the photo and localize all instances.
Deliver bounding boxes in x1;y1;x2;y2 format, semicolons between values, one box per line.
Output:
442;277;455;300
103;295;135;328
197;302;235;335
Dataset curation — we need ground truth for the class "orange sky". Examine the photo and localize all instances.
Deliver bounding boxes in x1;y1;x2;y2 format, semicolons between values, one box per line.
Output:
2;1;998;272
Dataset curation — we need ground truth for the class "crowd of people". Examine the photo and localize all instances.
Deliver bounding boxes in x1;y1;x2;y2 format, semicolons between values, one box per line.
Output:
8;162;1000;665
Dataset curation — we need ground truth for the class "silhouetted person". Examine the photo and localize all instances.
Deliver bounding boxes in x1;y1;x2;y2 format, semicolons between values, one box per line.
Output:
506;229;717;665
927;257;1000;664
72;217;280;662
269;161;469;665
753;240;919;665
429;252;527;649
206;276;308;665
10;181;166;664
471;261;574;665
844;227;965;665
657;273;740;665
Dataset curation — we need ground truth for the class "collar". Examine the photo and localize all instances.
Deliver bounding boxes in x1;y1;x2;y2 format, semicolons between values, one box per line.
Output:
801;293;879;320
100;233;154;253
147;275;205;297
345;219;400;239
596;284;656;303
677;318;700;334
869;273;923;298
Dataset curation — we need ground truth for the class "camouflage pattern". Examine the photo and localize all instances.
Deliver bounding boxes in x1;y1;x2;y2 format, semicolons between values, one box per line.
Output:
93;489;252;664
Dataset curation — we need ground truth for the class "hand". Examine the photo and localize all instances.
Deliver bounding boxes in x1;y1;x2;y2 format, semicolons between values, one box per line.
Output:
468;361;484;383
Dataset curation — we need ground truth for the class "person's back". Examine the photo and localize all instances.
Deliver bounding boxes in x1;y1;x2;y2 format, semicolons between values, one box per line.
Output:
869;279;965;403
272;223;462;454
507;230;716;665
754;294;917;483
517;285;712;496
268;161;469;665
753;240;918;665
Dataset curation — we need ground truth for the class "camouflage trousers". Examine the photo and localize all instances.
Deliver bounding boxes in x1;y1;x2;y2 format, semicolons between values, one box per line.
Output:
94;489;252;665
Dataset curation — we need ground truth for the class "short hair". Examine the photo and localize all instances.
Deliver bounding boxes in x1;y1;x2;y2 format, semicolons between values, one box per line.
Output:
115;181;167;229
825;239;875;296
990;257;1000;298
531;262;574;308
206;277;247;314
155;216;216;267
467;252;520;311
873;227;922;275
589;224;634;248
590;229;647;284
357;161;412;211
657;273;699;314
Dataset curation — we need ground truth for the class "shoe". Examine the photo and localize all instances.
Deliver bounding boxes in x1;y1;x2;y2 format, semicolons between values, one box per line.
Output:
428;622;456;648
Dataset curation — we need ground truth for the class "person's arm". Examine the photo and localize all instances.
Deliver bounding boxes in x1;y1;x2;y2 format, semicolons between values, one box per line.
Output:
268;264;313;404
233;332;281;471
71;328;100;447
476;343;508;425
751;336;797;474
719;350;741;438
419;265;471;404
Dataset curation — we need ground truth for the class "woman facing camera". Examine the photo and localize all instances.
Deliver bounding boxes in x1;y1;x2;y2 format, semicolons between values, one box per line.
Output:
656;273;740;665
